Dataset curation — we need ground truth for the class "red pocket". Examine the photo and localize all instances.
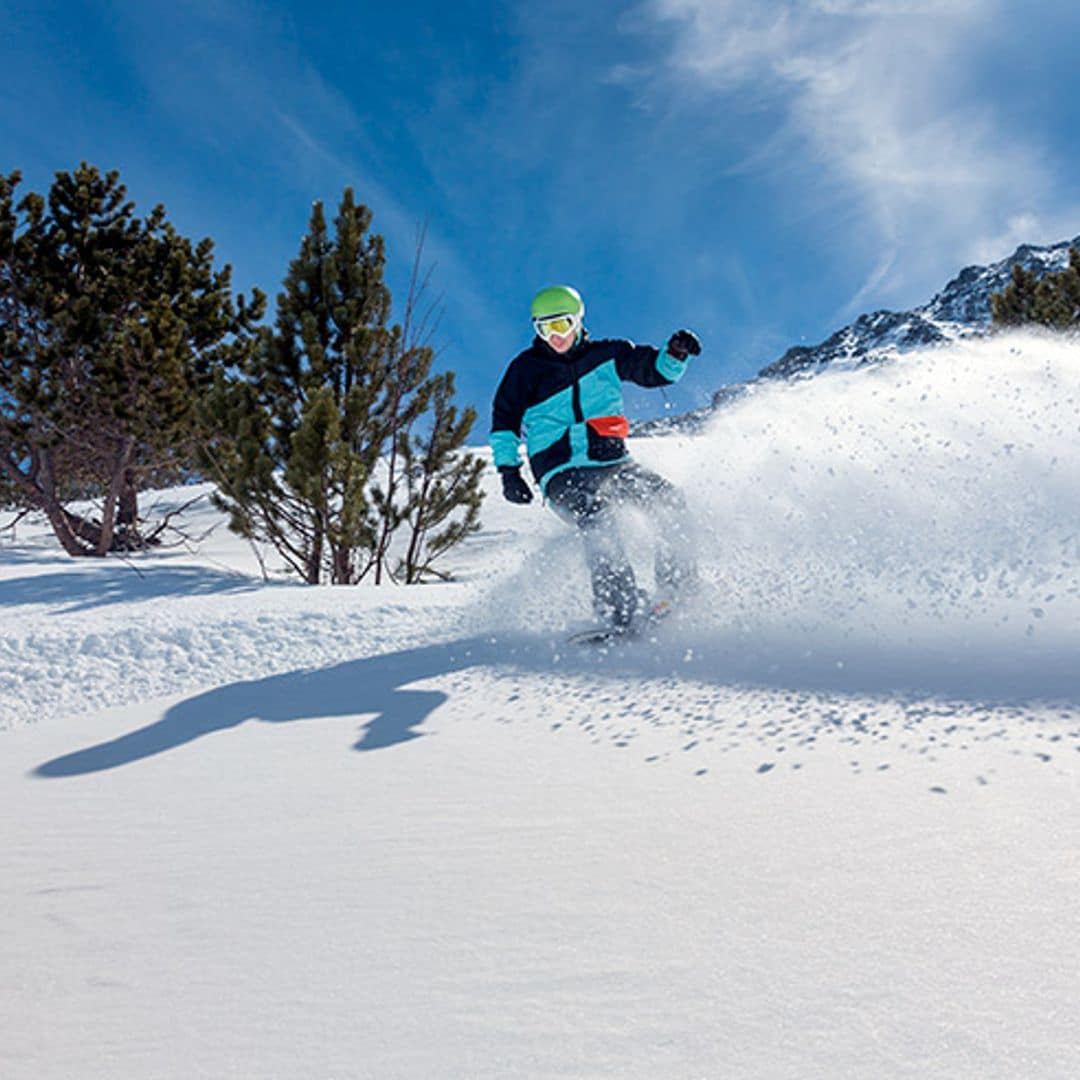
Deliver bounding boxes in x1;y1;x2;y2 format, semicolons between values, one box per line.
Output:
586;415;630;438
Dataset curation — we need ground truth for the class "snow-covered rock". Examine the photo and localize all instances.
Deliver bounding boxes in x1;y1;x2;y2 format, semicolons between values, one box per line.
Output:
634;235;1080;438
761;234;1080;378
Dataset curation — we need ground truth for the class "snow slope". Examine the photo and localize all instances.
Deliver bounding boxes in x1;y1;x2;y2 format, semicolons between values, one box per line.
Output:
2;331;1078;1079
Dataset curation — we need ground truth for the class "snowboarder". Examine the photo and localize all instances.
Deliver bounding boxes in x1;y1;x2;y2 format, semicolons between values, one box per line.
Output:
490;284;701;632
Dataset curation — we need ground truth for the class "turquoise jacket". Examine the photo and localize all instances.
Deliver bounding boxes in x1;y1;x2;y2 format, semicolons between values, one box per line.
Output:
490;333;689;493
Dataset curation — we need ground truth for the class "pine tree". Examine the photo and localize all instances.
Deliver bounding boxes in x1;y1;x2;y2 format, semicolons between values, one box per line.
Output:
204;189;484;585
990;263;1040;325
202;194;383;584
0;165;263;555
992;247;1080;329
398;372;484;583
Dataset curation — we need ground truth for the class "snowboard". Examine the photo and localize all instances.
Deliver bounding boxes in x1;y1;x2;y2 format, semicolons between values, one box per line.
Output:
567;593;677;646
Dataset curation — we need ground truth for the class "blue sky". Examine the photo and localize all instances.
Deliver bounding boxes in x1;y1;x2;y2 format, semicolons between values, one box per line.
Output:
3;0;1079;420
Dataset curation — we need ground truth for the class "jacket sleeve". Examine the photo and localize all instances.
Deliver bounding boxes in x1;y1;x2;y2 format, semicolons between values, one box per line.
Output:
489;357;527;468
612;339;689;387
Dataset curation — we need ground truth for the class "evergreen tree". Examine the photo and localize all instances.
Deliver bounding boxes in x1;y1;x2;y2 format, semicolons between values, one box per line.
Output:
0;165;263;555
992;247;1080;329
204;189;484;585
398;372;484;583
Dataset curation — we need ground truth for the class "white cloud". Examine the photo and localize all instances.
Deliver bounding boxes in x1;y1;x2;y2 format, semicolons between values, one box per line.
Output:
811;1;982;14
640;0;1074;309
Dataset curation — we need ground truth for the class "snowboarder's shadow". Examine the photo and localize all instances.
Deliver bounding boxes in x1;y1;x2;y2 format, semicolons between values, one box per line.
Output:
34;638;503;778
32;627;1080;780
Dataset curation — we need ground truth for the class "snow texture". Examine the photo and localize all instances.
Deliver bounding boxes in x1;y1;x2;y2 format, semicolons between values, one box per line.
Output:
2;331;1078;1079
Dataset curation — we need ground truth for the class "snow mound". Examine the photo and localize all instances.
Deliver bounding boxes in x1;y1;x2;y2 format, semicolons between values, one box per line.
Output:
483;331;1080;702
0;485;474;731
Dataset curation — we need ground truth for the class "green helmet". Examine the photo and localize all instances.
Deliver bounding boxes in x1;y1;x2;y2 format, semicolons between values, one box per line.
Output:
530;284;584;321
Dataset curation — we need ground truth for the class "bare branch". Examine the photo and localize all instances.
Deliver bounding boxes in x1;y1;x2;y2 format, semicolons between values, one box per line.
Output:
0;506;34;534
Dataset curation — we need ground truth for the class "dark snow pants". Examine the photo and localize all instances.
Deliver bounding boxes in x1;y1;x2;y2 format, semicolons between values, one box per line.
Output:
545;462;696;628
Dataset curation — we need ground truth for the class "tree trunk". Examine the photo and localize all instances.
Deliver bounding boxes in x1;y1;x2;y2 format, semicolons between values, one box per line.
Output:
306;504;324;585
332;544;354;585
2;448;101;557
401;472;432;584
0;442;152;557
46;506;99;556
97;439;136;555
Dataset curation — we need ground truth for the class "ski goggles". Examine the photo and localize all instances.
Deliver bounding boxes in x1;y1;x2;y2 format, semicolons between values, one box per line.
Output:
533;312;581;340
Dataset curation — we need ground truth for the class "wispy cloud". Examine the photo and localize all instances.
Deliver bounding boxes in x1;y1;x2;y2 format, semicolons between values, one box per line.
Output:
637;0;1077;311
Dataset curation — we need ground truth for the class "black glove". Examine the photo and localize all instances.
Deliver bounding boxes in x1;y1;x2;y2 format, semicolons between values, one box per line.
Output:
666;329;701;361
499;465;534;505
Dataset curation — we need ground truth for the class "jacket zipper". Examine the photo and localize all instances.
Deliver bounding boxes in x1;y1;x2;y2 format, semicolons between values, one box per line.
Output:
570;359;584;423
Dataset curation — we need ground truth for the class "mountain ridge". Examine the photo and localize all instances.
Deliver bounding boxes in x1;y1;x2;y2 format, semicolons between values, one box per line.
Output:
633;233;1080;435
761;233;1080;380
